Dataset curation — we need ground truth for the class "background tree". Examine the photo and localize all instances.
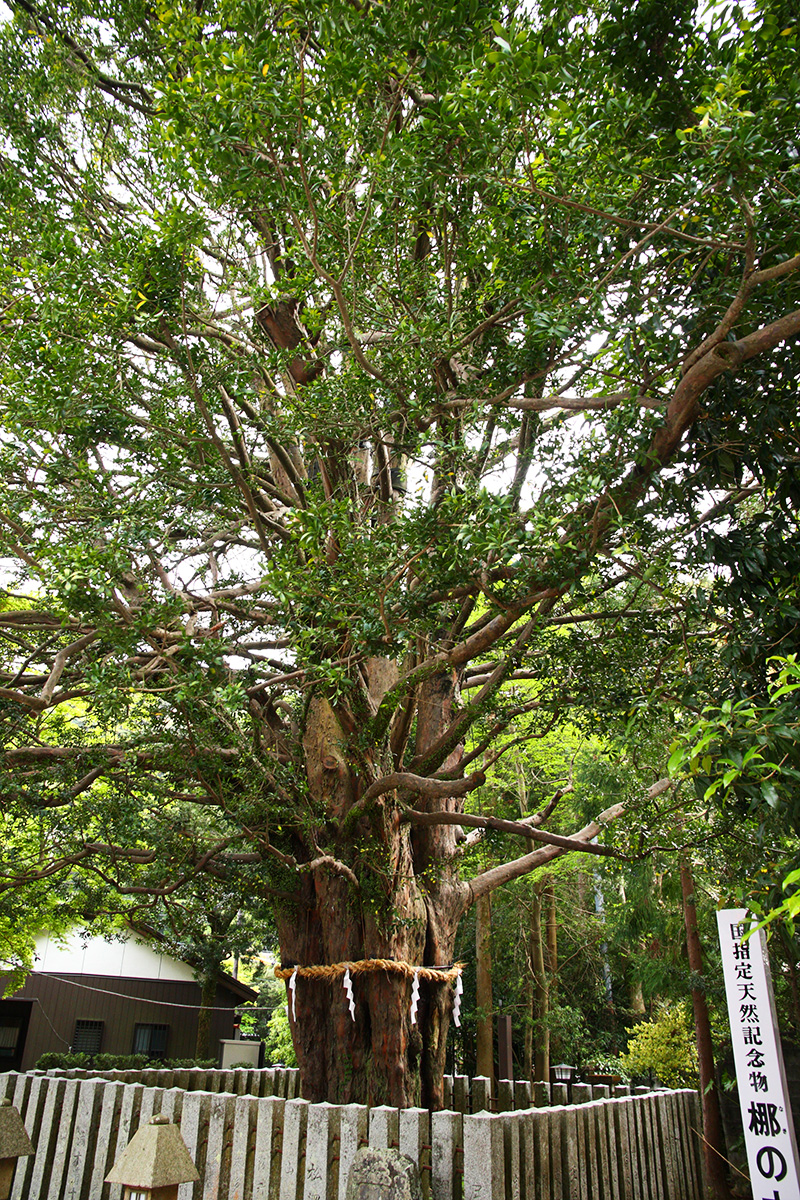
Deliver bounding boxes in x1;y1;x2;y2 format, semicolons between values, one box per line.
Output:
0;0;799;1107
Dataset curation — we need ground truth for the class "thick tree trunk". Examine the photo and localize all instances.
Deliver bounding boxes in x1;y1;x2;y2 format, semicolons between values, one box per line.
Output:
195;974;216;1060
274;680;465;1108
475;892;495;1086
531;882;550;1082
680;862;733;1200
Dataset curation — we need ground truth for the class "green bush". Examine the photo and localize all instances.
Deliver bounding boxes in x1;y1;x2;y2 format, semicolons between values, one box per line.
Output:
35;1052;90;1070
620;1004;698;1088
34;1051;219;1071
164;1057;219;1069
265;1004;297;1068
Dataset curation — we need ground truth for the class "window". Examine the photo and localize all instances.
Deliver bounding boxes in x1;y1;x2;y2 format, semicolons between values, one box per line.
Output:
132;1023;169;1058
0;1022;22;1058
73;1020;104;1055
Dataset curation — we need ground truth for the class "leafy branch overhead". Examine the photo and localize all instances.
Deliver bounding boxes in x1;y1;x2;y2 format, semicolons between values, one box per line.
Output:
0;0;798;1105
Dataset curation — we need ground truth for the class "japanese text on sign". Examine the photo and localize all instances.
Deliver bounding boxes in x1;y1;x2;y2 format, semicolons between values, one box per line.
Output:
717;909;800;1199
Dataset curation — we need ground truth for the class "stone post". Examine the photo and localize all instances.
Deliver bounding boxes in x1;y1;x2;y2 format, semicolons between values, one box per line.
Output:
431;1110;461;1200
303;1102;341;1200
463;1112;504;1200
337;1105;368;1200
368;1106;399;1152
279;1098;310;1200
470;1077;492;1114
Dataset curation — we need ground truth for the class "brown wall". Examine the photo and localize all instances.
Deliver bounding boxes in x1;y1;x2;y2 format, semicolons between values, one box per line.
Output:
8;973;243;1069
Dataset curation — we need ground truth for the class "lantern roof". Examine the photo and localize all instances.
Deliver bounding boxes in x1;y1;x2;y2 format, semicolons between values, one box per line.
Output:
0;1100;34;1160
105;1115;199;1188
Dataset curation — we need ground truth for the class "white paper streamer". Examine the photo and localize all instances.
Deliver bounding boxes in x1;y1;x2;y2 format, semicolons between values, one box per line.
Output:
409;968;421;1025
343;967;356;1020
288;966;298;1022
452;972;463;1028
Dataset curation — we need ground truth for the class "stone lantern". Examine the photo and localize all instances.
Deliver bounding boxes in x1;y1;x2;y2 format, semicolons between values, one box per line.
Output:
105;1114;199;1200
0;1098;35;1200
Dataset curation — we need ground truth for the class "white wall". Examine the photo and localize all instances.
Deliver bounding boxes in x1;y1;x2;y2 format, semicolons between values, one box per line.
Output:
33;930;196;983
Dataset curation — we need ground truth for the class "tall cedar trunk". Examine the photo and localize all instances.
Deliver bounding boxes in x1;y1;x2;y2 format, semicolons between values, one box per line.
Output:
680;862;733;1200
274;672;465;1108
475;892;495;1086
531;882;550;1082
195;974;216;1060
545;883;558;998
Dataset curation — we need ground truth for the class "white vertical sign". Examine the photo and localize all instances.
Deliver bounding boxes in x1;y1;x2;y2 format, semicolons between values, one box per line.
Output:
717;908;800;1200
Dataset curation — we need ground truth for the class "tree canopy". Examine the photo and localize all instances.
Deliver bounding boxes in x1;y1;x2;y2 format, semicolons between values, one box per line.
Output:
0;0;799;1105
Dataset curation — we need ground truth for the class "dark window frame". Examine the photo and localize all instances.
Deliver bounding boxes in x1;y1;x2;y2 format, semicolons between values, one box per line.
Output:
132;1022;170;1059
73;1019;104;1055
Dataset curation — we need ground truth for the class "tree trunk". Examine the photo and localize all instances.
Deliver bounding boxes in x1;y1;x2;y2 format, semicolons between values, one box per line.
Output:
273;681;466;1109
545;883;558;997
680;861;733;1200
629;979;646;1014
523;969;534;1081
195;973;217;1060
475;892;495;1087
531;882;550;1082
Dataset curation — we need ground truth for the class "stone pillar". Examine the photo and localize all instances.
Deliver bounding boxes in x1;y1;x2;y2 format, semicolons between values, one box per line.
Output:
499;1113;521;1200
431;1110;461;1200
106;1084;145;1200
442;1076;453;1112
560;1106;580;1199
571;1083;592;1106
303;1101;341;1200
496;1080;513;1114
279;1098;310;1200
452;1076;469;1115
39;1078;80;1200
229;1095;258;1200
203;1092;237;1199
177;1090;212;1200
497;1016;513;1083
463;1112;504;1200
612;1084;630;1097
252;1096;286;1200
11;1073;47;1200
575;1101;594;1198
513;1081;531;1111
551;1083;568;1107
63;1078;104;1200
548;1105;564;1200
337;1105;368;1200
470;1077;492;1114
399;1107;430;1194
533;1081;550;1109
368;1105;399;1152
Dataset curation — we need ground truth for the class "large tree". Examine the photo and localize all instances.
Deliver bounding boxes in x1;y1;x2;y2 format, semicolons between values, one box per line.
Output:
1;0;799;1106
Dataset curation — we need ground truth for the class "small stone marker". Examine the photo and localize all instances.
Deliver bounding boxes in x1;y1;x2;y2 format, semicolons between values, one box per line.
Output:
0;1099;34;1200
105;1113;200;1200
345;1147;422;1200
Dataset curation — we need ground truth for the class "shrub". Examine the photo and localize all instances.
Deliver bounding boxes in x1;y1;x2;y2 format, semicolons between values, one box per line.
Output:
620;1003;698;1088
265;1004;297;1067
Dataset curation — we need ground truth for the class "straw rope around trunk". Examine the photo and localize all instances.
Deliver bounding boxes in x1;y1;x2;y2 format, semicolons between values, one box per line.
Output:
274;959;464;983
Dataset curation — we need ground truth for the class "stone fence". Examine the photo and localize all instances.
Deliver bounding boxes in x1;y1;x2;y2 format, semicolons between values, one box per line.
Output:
0;1070;704;1200
24;1065;661;1115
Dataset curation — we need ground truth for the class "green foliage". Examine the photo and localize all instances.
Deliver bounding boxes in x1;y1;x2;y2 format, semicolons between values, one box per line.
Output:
0;0;798;1100
34;1051;218;1070
264;1003;298;1068
620;1003;699;1088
